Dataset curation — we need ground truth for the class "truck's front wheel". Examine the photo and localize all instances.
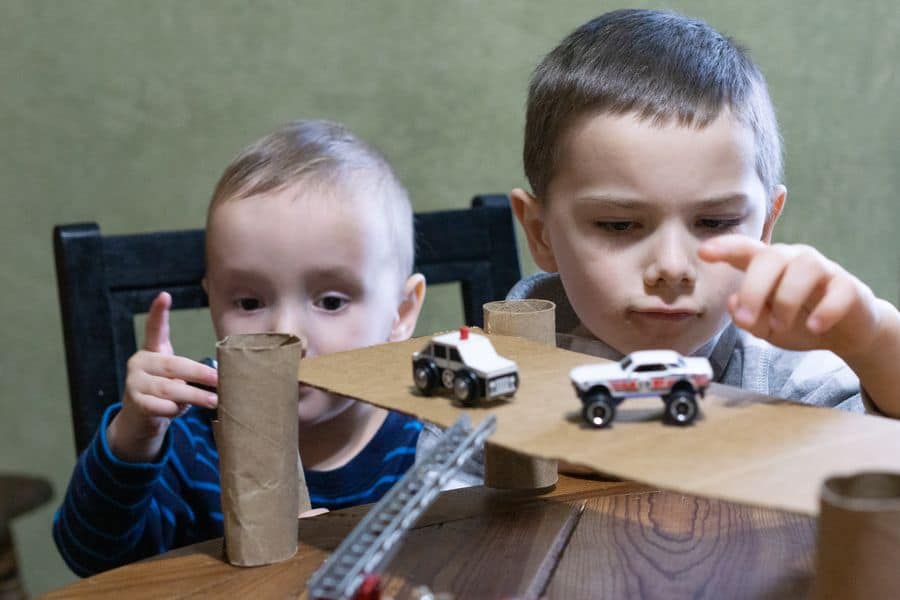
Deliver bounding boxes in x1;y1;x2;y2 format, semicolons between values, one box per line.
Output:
453;369;479;407
413;359;439;395
664;391;698;425
582;392;616;428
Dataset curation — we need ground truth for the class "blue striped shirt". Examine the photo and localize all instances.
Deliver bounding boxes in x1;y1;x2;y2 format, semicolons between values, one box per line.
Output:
53;403;421;576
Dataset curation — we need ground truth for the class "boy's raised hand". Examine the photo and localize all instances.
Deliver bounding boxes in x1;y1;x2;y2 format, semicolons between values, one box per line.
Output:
107;292;219;463
698;235;881;357
699;234;900;417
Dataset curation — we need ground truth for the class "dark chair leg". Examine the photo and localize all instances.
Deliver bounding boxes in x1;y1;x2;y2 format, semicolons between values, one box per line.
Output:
0;525;25;600
0;475;53;600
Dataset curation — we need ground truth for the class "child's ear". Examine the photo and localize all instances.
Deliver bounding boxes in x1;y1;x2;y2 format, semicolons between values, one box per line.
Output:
761;185;786;244
390;273;426;342
509;188;558;272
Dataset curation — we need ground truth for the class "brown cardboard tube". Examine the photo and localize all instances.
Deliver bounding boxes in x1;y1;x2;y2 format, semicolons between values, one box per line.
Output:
483;300;556;346
483;300;558;489
812;472;900;599
213;333;308;566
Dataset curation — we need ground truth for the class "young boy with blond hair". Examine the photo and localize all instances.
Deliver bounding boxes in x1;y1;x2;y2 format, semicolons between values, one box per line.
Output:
53;120;479;576
509;9;900;415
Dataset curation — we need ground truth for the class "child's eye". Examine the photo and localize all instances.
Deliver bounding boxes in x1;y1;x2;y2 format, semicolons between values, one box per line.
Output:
595;221;638;232
697;218;743;231
315;294;350;312
235;297;263;311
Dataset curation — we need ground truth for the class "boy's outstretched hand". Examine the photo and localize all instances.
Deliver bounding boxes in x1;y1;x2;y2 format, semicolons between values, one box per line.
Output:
700;234;900;417
107;292;219;462
699;235;879;355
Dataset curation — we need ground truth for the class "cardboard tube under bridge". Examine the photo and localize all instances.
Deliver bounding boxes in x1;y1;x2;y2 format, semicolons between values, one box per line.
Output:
483;300;558;490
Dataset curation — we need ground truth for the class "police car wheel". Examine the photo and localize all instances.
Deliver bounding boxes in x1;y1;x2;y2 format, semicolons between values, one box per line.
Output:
413;359;439;394
582;394;615;428
453;370;478;406
665;391;698;425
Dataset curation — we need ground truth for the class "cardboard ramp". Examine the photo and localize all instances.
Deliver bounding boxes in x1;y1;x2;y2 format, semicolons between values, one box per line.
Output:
298;332;900;516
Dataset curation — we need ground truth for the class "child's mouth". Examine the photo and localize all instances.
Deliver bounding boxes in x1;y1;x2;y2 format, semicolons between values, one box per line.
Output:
632;310;698;323
637;311;697;321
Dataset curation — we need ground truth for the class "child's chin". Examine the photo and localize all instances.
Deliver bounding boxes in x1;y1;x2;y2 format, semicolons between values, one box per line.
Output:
296;403;328;426
617;334;697;357
296;384;353;425
296;384;322;420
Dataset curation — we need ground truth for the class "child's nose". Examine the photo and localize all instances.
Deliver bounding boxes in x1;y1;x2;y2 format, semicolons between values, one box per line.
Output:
271;308;305;341
644;228;697;287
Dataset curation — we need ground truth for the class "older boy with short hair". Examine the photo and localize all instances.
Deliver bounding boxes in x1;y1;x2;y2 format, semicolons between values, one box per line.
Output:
54;120;478;576
510;9;900;415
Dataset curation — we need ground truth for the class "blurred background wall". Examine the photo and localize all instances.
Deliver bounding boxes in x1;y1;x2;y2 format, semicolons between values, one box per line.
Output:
1;0;897;594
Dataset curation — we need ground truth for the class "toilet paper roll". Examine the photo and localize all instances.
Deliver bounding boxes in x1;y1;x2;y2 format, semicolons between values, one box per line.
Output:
812;471;900;600
483;300;558;490
213;333;308;566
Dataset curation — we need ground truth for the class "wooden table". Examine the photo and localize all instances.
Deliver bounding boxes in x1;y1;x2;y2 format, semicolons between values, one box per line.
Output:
45;475;817;599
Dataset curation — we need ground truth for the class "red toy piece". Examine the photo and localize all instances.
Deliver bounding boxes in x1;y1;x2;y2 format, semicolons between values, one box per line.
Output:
353;573;382;600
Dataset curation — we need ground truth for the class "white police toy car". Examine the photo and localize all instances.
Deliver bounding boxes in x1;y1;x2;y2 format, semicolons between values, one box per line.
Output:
412;327;519;406
571;350;712;428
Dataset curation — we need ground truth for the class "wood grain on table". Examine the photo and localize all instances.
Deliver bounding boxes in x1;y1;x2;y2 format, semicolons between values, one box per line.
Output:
44;475;816;599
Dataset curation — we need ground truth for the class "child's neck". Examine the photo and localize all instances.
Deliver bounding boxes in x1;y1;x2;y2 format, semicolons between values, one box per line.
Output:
298;402;388;471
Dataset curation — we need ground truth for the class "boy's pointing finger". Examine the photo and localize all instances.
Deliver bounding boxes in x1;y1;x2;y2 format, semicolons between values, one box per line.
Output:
698;234;767;272
144;291;174;354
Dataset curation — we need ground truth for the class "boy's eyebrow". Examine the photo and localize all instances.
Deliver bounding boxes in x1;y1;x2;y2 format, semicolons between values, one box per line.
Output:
213;265;361;282
691;194;752;210
304;265;363;283
575;193;751;210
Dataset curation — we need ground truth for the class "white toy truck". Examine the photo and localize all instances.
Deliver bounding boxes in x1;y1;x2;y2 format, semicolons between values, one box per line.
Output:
412;327;519;406
570;350;712;427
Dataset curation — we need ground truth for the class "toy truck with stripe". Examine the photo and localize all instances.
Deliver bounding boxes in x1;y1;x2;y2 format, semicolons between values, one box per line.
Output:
412;327;519;406
571;350;712;427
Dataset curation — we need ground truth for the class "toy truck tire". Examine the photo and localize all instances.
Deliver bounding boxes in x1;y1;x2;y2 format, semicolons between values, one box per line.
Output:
453;369;479;407
579;386;611;404
664;390;698;425
413;358;440;395
582;391;616;428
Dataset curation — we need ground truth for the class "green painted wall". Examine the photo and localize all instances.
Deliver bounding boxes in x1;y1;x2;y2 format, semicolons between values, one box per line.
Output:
2;1;897;594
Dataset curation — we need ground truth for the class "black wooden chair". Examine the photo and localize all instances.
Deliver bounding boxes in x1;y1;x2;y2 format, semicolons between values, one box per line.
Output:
53;194;521;455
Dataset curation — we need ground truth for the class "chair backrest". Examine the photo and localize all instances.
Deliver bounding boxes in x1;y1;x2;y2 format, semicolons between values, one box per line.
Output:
53;194;521;455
